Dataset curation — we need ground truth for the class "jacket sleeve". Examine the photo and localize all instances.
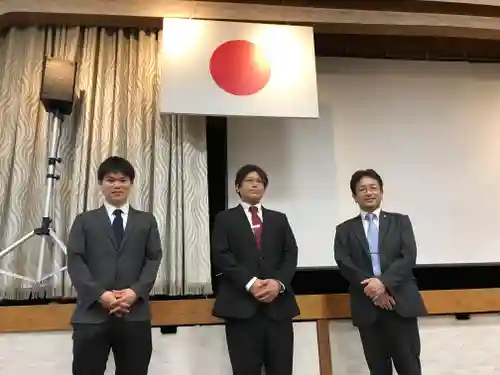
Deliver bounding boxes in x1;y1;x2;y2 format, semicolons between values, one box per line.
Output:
334;223;371;290
67;214;106;308
379;215;417;291
131;214;163;300
272;214;298;289
211;212;254;290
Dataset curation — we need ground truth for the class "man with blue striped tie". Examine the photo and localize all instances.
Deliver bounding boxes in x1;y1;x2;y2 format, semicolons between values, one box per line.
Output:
334;169;427;375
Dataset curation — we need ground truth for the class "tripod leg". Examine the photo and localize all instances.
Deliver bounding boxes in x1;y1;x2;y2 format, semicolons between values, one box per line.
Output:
0;231;36;259
35;235;47;283
38;267;68;283
0;231;37;283
0;269;36;283
49;229;67;255
37;230;68;283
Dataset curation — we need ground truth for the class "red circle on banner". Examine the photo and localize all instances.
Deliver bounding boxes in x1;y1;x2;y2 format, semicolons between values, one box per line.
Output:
209;40;271;96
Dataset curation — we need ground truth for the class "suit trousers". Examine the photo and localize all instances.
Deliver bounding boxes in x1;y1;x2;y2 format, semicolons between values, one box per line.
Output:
358;309;421;375
225;308;294;375
72;317;152;375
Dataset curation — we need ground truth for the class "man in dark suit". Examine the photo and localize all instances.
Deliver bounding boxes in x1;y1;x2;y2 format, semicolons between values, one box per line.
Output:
67;156;162;375
334;169;427;375
211;164;299;375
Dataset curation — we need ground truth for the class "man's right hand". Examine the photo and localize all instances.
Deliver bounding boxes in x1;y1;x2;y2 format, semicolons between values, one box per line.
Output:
99;291;129;317
373;292;396;310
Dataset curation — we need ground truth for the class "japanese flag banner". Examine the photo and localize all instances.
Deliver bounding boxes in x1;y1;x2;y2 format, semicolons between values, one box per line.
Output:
160;18;319;118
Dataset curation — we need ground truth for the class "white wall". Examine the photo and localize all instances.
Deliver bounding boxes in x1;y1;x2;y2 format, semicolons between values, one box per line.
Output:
3;315;500;374
227;57;500;267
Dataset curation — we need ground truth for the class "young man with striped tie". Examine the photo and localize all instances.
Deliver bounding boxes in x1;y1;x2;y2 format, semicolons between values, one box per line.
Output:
211;164;299;375
334;169;427;375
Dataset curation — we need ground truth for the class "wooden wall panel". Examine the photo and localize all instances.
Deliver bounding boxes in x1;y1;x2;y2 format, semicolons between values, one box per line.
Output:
1;289;500;333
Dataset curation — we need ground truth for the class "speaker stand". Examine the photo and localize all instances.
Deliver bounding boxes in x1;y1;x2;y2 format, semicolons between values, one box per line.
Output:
0;111;67;284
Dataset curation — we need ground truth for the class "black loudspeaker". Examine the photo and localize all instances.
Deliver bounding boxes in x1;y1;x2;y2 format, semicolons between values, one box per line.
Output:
40;57;77;116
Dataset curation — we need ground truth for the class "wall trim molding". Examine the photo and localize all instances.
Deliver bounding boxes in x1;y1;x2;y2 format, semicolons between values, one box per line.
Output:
1;288;499;333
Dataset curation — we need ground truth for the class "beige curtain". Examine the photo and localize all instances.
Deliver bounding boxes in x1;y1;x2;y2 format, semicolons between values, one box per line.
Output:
0;25;212;299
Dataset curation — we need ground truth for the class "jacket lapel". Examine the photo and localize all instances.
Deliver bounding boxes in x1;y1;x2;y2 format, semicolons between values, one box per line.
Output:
236;205;257;245
260;207;270;252
120;208;138;250
353;216;370;256
98;206;119;249
378;211;390;250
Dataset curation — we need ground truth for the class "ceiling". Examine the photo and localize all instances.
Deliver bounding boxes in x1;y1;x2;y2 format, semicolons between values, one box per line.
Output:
314;34;500;61
197;0;500;18
194;0;500;61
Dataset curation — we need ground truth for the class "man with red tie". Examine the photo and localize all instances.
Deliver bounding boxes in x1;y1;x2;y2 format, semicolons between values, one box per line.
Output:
211;164;300;375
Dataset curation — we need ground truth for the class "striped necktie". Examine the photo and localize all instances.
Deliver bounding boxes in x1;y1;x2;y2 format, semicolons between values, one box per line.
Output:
365;213;381;276
249;206;262;250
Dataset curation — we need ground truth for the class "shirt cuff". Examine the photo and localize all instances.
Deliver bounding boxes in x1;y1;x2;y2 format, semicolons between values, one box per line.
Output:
279;281;285;293
245;277;257;291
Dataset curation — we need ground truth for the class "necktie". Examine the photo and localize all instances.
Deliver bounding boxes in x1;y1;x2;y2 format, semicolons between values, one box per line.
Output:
113;209;124;245
249;206;262;250
366;213;381;276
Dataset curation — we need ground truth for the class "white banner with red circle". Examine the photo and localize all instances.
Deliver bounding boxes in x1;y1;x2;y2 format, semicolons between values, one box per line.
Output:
160;18;319;118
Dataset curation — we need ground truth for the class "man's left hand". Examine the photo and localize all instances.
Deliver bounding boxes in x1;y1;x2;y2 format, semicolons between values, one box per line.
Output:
361;278;385;299
255;279;281;303
110;288;137;315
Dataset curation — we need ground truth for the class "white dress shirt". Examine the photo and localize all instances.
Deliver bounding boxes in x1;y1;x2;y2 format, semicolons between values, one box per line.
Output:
104;201;130;229
240;201;263;229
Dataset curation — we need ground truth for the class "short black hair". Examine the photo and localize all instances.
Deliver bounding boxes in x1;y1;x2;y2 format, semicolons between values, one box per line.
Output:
350;169;383;194
97;156;135;182
235;164;269;188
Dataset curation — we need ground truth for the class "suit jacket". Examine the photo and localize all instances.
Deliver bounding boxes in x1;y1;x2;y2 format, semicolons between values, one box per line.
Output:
67;206;163;324
211;205;300;320
334;211;428;327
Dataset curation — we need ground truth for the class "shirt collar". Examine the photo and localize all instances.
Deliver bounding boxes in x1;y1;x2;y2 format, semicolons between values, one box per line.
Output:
104;201;130;216
360;207;381;220
240;201;262;213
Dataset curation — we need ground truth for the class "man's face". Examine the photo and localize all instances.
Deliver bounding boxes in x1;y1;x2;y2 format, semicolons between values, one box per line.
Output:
100;172;132;206
353;176;383;212
236;171;266;205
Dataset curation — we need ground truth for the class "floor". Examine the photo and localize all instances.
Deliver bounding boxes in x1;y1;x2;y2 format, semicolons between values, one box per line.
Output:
1;314;500;374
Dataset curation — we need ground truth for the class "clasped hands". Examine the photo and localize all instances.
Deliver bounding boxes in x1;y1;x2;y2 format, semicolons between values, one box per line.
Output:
99;288;137;317
250;279;281;304
361;278;395;310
